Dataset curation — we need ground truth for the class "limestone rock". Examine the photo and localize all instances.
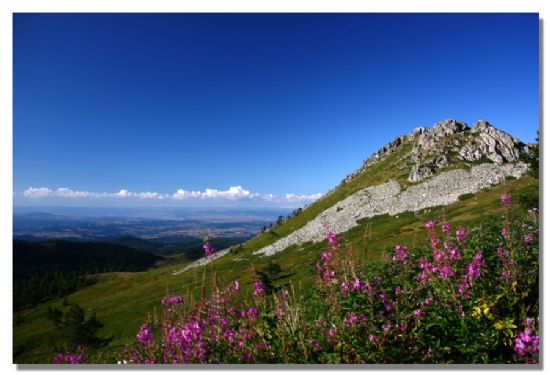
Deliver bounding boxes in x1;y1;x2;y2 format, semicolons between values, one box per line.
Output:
253;162;529;257
409;164;434;182
459;120;526;164
411;119;469;162
408;155;448;182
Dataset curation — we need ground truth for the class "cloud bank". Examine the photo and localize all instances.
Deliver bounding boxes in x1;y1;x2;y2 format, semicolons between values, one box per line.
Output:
21;185;323;204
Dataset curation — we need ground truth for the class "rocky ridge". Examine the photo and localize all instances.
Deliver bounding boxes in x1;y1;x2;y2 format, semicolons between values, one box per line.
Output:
342;119;527;184
253;162;528;257
173;119;533;272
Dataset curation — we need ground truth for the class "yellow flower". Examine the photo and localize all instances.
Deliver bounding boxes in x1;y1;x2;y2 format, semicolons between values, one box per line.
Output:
471;300;493;320
494;318;517;331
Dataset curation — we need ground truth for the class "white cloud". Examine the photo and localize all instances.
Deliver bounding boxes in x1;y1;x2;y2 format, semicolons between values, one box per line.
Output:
172;186;257;200
55;188;102;198
284;192;323;202
23;187;53;198
172;189;202;200
113;189;135;198
20;186;324;204
202;185;252;199
22;187;163;200
263;193;276;202
136;192;167;200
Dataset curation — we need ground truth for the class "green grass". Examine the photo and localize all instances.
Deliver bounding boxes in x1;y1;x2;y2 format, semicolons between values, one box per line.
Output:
13;131;538;364
13;171;538;363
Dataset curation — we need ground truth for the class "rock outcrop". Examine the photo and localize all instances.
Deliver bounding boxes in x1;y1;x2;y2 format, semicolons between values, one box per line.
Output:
342;119;528;185
342;127;427;184
410;119;468;163
408;155;448;182
458;120;527;164
171;119;533;273
254;162;528;257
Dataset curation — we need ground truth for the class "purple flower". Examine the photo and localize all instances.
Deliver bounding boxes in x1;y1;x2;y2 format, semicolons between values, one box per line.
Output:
203;243;215;257
439;264;453;279
497;246;510;259
320;252;331;260
500;193;512;206
66;354;84;364
252;279;265;297
327;325;337;343
416;271;429;283
413;309;425;319
308;338;321;351
136;324;153;344
352;278;362;292
327;231;339;246
419;258;431;270
514;317;539;363
501;227;509;239
228;280;240;291
247;307;259;319
441;223;451;233
341;281;350;295
327;232;340;249
53;353;64;364
456;227;468;244
501;269;511;280
394;245;409;262
54;352;85;364
424;220;436;230
161;295;183;305
445;243;461;261
524;234;534;244
465;251;484;282
433;250;445;263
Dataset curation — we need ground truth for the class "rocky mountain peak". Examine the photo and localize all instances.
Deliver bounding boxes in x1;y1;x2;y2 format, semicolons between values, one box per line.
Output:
459;119;527;164
342;118;530;185
431;119;469;138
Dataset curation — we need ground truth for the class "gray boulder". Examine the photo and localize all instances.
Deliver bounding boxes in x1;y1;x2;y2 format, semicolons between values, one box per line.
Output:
459;120;526;164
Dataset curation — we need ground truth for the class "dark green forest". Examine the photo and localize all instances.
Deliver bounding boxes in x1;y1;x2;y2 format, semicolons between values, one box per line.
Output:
13;240;162;310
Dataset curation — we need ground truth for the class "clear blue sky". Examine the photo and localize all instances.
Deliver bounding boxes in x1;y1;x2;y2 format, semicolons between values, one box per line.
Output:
13;13;539;207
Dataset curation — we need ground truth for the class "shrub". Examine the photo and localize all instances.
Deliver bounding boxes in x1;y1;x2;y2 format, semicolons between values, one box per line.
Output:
518;185;539;210
48;302;112;353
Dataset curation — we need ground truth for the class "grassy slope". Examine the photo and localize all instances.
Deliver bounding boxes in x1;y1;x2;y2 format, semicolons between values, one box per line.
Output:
13;136;538;363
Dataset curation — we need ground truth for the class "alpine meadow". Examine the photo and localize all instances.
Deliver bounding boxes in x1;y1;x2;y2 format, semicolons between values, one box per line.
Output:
12;13;540;366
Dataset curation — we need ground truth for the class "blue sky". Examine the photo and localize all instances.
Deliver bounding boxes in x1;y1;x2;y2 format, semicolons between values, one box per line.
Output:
13;13;539;207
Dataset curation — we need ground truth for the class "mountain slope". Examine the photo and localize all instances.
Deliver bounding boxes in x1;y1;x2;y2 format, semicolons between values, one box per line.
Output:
13;119;539;363
177;119;533;269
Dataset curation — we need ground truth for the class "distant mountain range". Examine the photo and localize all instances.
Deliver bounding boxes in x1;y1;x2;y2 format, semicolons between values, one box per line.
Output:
13;208;286;245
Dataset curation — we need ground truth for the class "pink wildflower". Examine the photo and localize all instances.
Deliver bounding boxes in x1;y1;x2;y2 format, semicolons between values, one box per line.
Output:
161;295;183;305
424;220;436;230
456;227;468;244
203;243;215;257
394;245;409;262
500;193;512;206
136;324;153;344
327;231;339;248
252;279;265;297
501;227;509;239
